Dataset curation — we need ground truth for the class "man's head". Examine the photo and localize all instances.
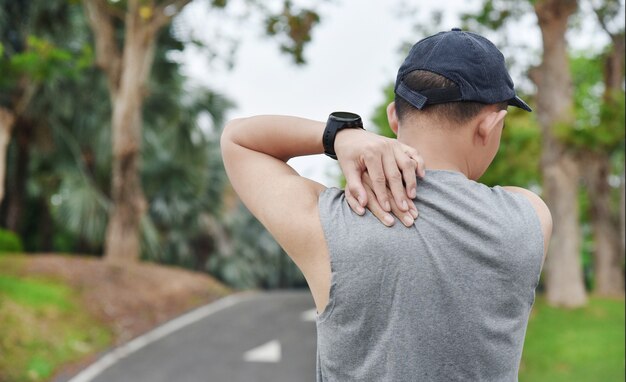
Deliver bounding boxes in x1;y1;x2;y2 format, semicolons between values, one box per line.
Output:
394;28;531;116
388;29;531;179
394;69;509;126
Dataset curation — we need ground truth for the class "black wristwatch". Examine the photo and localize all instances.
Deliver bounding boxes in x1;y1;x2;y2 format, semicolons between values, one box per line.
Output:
323;111;364;160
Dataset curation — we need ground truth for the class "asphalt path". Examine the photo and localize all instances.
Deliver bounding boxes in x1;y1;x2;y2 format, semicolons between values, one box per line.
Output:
71;290;318;382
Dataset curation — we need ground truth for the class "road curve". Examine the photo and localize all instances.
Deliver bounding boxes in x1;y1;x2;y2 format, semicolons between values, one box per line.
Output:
66;290;318;382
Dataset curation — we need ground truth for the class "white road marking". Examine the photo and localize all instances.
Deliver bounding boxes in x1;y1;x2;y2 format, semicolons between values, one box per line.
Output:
68;292;256;382
300;308;317;322
243;340;282;363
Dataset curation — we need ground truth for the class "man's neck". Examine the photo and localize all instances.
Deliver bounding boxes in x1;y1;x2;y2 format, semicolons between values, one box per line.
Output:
398;126;476;179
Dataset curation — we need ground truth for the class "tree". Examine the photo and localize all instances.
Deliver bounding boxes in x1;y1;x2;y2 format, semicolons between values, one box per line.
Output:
0;1;83;206
81;0;176;263
81;0;324;263
574;1;625;296
591;1;624;296
530;0;588;307
0;1;93;246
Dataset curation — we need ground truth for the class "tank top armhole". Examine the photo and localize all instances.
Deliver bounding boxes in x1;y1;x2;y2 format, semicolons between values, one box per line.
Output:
508;191;545;304
316;188;343;323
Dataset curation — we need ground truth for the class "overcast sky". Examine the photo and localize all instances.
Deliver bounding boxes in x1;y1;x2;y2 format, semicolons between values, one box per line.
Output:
175;0;618;187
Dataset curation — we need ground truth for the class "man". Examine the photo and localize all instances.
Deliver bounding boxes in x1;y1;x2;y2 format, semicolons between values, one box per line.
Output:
221;29;552;381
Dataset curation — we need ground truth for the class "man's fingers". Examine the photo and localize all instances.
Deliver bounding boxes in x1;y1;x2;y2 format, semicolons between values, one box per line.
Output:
403;145;426;178
395;148;418;199
406;199;419;220
415;155;426;178
389;195;416;227
382;152;410;212
345;188;365;215
403;168;418;199
363;152;392;212
364;182;395;227
343;165;368;207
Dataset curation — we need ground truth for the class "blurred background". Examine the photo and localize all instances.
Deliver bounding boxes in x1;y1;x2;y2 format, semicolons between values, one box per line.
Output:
0;0;624;381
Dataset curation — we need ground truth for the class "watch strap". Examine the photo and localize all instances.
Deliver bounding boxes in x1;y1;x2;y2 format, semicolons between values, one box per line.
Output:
323;112;363;159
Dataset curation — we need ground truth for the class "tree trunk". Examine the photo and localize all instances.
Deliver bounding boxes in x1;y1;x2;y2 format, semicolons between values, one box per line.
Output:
39;196;54;252
5;118;32;232
619;171;626;267
103;21;156;263
0;108;16;206
583;153;624;295
605;32;625;283
581;30;625;296
533;0;587;307
619;171;626;260
84;0;184;263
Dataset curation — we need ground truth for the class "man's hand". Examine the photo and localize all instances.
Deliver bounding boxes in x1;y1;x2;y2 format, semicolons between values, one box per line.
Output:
334;128;425;216
360;172;419;227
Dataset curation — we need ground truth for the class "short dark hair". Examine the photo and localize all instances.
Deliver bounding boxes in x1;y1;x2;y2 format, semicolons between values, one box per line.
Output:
395;70;507;125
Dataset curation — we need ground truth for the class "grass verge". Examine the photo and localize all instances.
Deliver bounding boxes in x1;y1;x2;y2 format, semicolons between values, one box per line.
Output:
519;296;625;381
0;256;112;382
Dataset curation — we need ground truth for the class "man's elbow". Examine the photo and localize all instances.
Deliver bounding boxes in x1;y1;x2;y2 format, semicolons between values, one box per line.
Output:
221;118;244;141
220;118;248;152
220;119;238;162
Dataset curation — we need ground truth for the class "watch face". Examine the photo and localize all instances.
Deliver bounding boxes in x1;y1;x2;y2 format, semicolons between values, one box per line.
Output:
331;111;361;122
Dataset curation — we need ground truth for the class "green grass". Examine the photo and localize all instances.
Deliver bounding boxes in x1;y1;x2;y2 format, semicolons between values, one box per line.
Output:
0;274;73;310
520;296;625;382
0;257;112;382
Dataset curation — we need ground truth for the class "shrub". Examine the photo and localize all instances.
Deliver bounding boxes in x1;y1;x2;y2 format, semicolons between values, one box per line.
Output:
0;229;23;254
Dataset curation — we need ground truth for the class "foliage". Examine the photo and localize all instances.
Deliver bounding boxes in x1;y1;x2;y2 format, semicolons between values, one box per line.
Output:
265;1;322;64
79;0;328;263
460;0;530;31
173;0;326;65
52;170;110;247
0;256;112;382
7;16;230;260
479;106;542;188
137;28;235;265
554;52;626;151
0;36;81;84
23;57;112;252
1;1;305;288
520;296;625;381
590;0;625;35
371;84;396;138
208;204;306;289
0;0;92;107
0;228;23;253
141;85;234;264
460;1;626;152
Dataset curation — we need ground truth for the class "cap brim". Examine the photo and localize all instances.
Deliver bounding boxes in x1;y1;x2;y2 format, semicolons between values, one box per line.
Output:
508;96;532;112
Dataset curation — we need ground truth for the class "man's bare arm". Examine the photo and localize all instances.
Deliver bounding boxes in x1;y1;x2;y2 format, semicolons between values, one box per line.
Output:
221;115;425;312
503;186;553;266
221;115;425;226
220;116;327;258
221;116;332;312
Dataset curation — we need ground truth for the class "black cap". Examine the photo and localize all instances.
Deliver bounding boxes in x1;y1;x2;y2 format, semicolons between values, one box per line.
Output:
395;28;532;112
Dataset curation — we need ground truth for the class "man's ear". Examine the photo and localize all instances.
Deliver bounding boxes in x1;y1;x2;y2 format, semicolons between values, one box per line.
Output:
475;109;507;145
386;102;399;136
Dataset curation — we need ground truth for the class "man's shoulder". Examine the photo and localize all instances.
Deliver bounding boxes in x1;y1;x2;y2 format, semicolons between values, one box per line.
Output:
501;187;550;219
502;186;552;258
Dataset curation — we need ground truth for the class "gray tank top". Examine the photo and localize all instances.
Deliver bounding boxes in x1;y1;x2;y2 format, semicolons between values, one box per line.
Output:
315;169;543;382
